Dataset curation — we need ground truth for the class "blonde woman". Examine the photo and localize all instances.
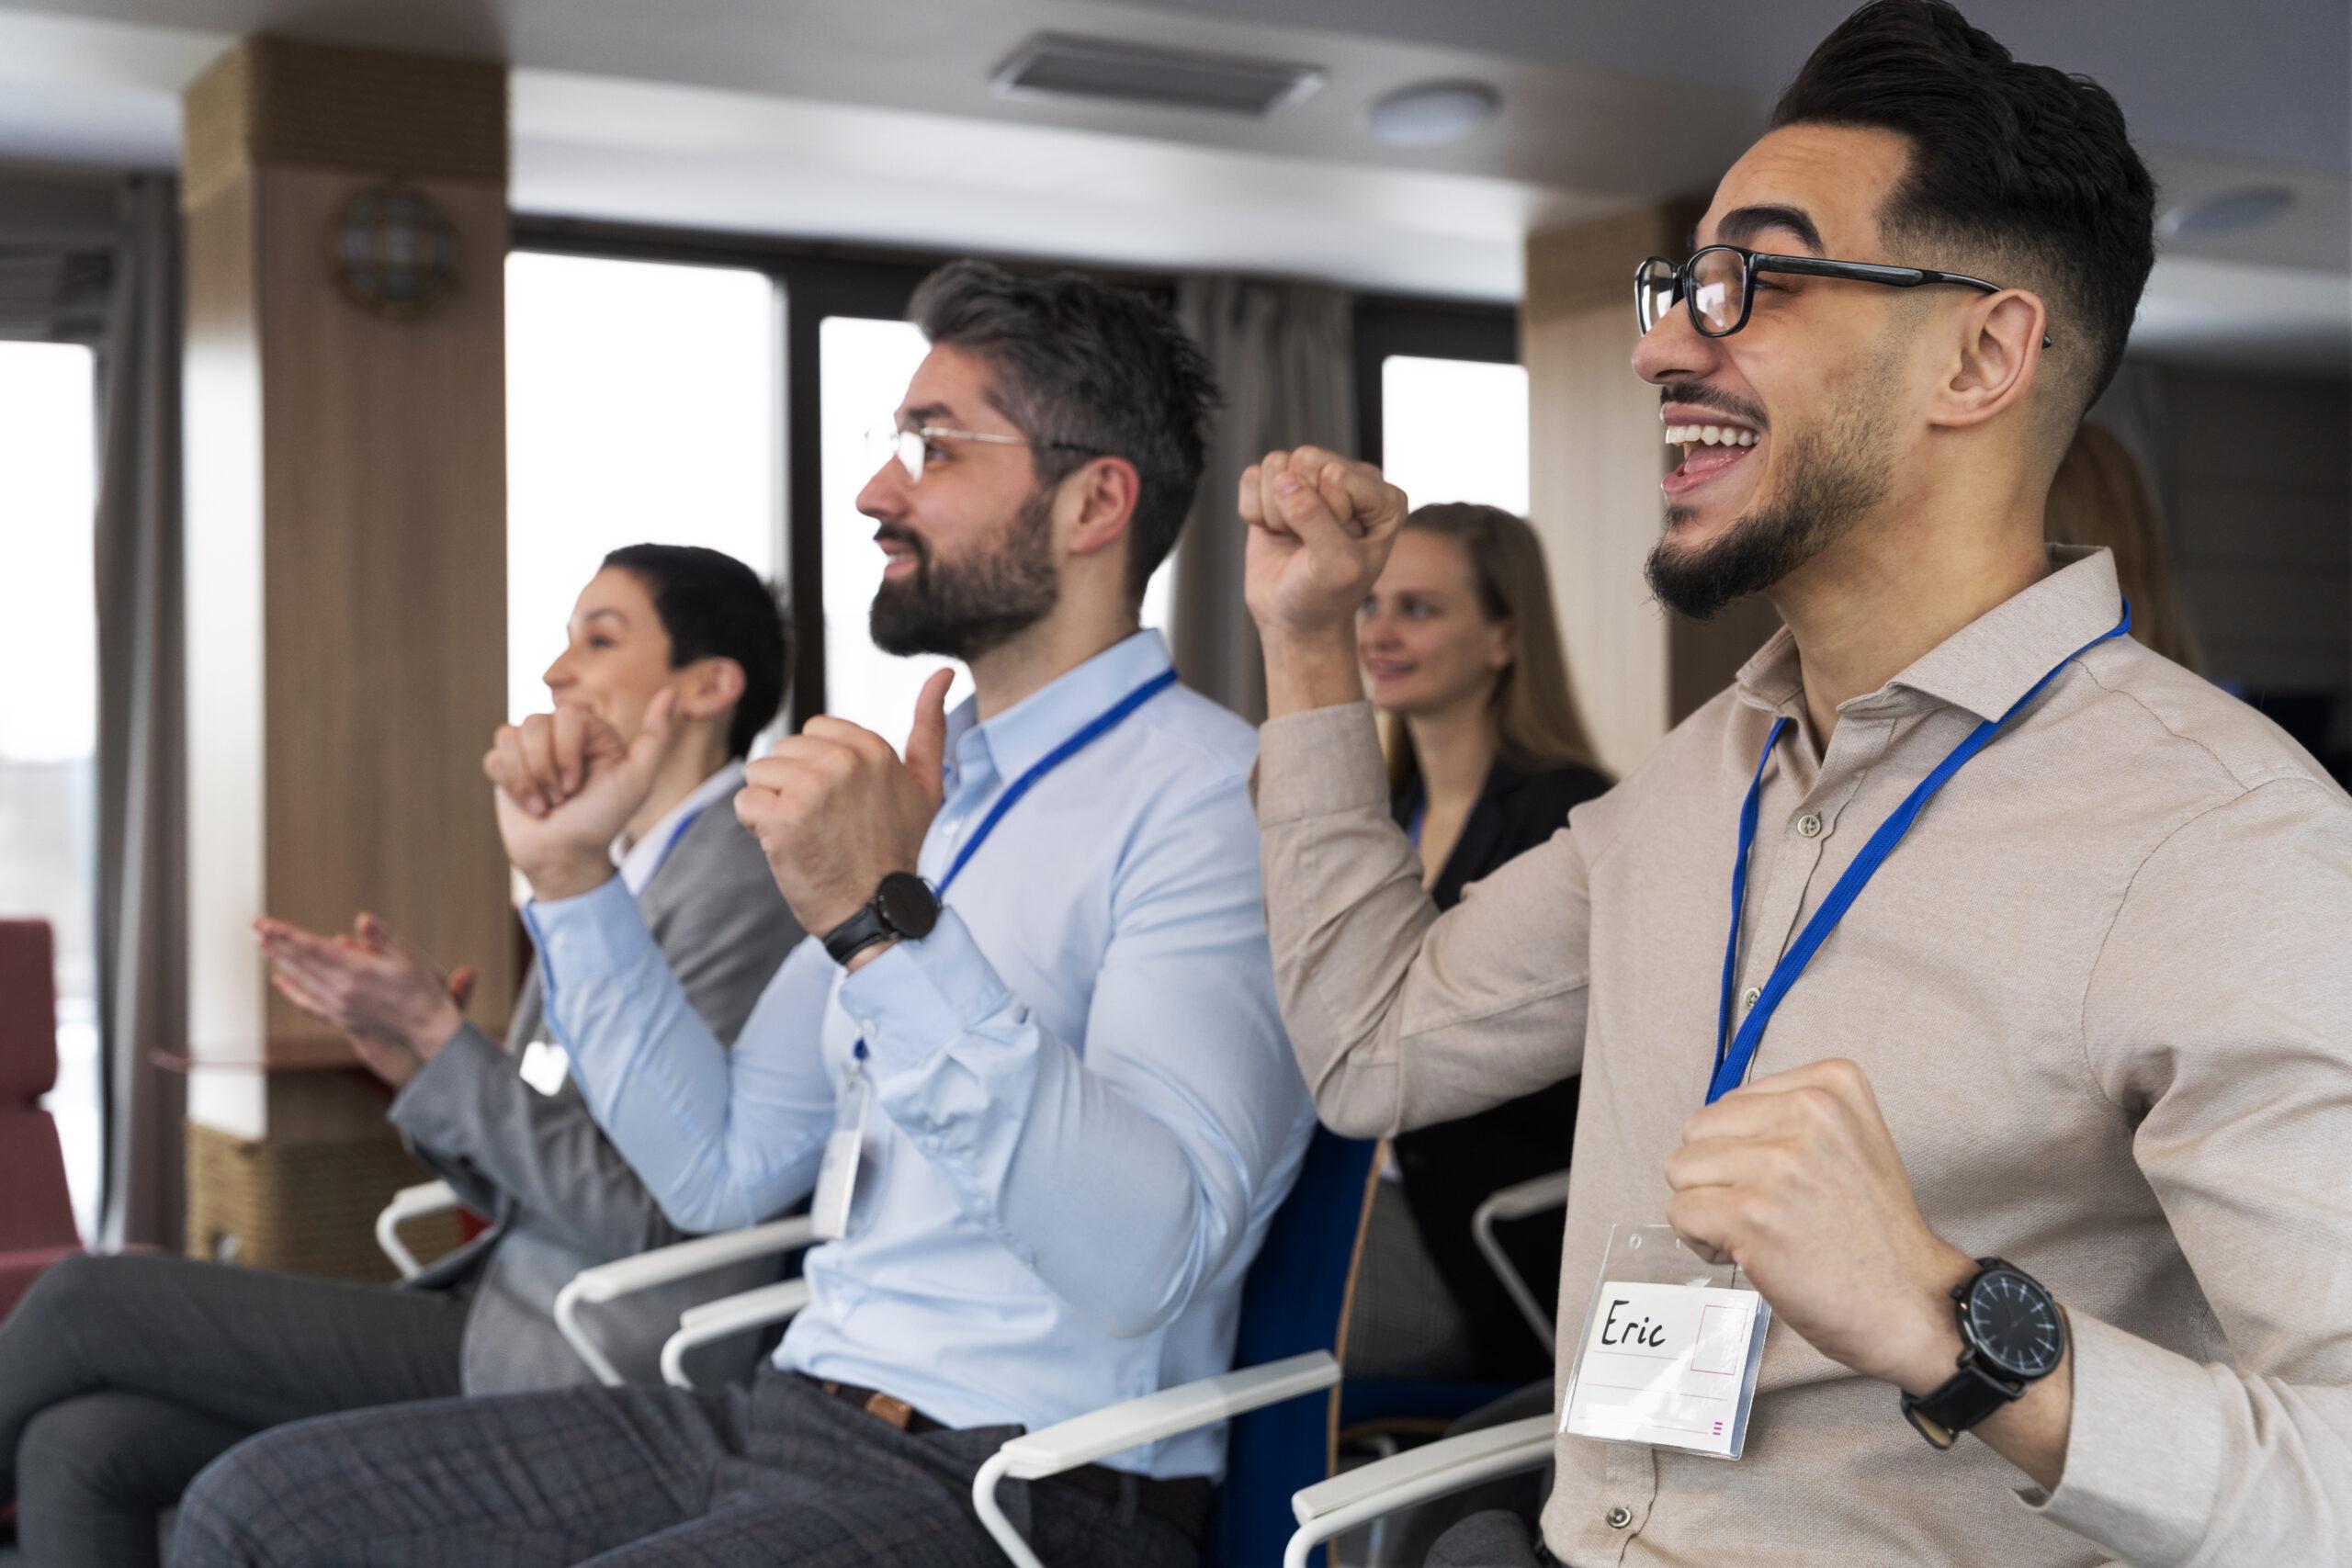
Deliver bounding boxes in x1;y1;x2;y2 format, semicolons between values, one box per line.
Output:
1351;502;1611;1382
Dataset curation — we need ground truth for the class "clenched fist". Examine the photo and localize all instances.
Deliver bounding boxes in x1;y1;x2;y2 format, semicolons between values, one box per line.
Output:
735;669;954;950
1240;446;1408;641
483;692;680;900
1664;1058;1976;1396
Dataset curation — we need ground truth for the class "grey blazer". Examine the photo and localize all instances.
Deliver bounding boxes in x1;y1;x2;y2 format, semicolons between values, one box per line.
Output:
387;799;802;1393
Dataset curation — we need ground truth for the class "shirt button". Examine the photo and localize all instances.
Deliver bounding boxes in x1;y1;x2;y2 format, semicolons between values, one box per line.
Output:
1796;812;1824;838
1606;1506;1633;1529
1741;986;1761;1010
859;1020;876;1039
924;1135;941;1152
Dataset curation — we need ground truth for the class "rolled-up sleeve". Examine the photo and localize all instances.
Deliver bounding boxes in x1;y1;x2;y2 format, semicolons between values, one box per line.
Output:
2048;777;2352;1563
1253;701;1597;1138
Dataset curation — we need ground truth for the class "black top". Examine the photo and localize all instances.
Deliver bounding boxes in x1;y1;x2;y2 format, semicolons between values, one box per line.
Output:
1391;754;1613;1382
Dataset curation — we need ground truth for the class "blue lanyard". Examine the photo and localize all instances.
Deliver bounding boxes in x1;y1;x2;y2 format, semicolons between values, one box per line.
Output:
1706;602;2132;1105
934;667;1180;897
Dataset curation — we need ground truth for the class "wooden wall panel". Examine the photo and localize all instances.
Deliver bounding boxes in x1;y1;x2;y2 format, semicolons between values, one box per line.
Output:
179;37;514;1168
254;167;514;1048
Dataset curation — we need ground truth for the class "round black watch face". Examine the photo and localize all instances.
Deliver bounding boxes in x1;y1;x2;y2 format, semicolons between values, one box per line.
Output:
876;873;940;940
1966;1269;2064;1379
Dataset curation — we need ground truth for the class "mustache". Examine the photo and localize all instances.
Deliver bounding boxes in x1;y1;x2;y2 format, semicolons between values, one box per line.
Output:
1661;385;1769;430
874;525;928;560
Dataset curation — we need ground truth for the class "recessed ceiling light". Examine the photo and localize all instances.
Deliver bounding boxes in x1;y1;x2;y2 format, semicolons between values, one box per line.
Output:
1366;80;1502;148
2159;185;2297;239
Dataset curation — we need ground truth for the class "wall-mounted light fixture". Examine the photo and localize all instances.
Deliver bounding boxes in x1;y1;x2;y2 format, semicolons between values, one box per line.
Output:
330;184;459;321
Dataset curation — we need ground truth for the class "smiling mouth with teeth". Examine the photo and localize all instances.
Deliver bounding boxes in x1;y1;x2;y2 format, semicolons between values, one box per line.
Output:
1663;423;1760;455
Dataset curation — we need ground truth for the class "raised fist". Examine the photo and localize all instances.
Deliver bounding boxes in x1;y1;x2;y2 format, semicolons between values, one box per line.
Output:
1240;446;1408;640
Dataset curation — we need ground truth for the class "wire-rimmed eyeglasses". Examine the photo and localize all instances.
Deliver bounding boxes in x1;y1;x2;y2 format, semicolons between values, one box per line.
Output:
865;424;1104;486
1636;244;2052;348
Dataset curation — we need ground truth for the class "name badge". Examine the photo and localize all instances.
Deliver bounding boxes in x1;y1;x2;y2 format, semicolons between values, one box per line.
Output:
1561;1225;1770;1460
810;1064;872;1241
517;1039;570;1098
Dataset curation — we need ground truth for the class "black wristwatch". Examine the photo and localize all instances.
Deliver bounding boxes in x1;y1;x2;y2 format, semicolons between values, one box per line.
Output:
1902;1257;2067;1449
821;872;940;966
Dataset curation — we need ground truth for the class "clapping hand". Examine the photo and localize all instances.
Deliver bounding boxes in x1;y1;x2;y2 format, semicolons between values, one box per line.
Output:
255;913;473;1089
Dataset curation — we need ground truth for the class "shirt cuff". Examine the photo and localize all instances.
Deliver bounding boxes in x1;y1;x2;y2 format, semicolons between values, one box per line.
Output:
835;908;1012;1079
523;875;655;1010
2016;1313;2228;1565
1250;701;1389;826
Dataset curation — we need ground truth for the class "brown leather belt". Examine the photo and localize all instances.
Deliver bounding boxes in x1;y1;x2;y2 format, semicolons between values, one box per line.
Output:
802;1375;1216;1545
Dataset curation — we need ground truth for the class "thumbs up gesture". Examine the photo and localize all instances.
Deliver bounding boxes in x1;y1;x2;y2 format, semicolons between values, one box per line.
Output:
736;669;953;943
484;691;683;901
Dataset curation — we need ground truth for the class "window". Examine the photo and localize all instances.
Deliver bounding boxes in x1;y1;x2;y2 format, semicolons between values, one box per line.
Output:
1380;355;1530;516
1354;299;1526;516
816;315;965;738
504;253;781;732
0;341;100;1239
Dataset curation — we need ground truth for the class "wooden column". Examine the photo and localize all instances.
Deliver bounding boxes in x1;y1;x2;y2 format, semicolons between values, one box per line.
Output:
1523;204;1783;777
179;38;511;1275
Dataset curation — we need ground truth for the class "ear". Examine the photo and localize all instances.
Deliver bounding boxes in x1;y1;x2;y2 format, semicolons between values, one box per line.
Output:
1931;288;2048;432
676;656;746;721
1484;616;1517;673
1061;456;1141;565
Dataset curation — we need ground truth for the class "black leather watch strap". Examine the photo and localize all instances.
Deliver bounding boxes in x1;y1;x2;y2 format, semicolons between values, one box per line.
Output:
821;872;940;966
821;904;895;966
1901;1361;2022;1450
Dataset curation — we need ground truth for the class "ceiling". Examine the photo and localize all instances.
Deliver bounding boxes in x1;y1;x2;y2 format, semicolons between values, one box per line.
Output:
0;0;2344;370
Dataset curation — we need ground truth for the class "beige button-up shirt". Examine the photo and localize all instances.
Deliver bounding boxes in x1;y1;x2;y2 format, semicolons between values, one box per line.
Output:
1256;548;2352;1566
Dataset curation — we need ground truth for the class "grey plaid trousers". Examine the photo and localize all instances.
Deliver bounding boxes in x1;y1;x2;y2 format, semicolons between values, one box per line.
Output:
170;1365;1198;1568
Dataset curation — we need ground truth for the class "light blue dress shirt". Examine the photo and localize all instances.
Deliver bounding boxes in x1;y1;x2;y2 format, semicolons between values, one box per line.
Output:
528;630;1315;1479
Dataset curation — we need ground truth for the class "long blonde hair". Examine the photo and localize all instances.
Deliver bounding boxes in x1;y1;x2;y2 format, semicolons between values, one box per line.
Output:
1383;502;1602;791
2046;423;2199;671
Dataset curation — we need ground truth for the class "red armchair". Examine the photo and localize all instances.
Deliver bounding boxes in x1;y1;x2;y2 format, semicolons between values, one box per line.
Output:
0;919;82;1321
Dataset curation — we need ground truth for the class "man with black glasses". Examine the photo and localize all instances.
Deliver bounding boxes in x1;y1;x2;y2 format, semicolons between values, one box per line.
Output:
1247;3;2351;1564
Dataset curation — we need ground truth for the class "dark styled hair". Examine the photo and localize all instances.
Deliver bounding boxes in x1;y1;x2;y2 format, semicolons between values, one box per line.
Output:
1770;0;2156;417
601;543;789;760
909;260;1220;604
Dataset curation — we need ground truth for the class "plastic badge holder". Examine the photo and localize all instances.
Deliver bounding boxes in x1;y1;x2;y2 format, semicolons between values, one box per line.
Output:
1558;1223;1770;1461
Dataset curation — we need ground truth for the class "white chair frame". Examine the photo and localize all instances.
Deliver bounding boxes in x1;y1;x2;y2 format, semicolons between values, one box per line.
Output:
374;1179;461;1281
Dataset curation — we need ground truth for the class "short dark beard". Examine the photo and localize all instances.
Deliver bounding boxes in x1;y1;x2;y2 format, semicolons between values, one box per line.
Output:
1645;368;1897;622
869;486;1059;660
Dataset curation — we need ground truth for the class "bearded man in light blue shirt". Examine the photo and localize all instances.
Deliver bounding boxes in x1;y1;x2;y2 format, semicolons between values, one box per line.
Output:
174;261;1315;1568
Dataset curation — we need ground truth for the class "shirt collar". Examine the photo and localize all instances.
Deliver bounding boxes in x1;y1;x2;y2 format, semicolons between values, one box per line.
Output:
614;757;746;896
1735;546;2124;726
943;629;1176;787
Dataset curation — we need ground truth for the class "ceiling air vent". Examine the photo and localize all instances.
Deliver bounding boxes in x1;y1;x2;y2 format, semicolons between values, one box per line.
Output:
992;33;1324;117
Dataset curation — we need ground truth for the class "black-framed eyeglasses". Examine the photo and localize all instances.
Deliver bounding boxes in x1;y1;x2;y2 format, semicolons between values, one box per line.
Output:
1636;244;2052;348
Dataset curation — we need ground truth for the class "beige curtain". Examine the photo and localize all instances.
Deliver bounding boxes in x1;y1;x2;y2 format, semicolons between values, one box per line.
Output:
92;175;186;1250
1171;277;1356;723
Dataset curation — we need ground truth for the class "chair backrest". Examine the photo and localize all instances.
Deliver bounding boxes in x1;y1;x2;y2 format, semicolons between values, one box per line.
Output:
1212;1125;1379;1568
0;919;75;1254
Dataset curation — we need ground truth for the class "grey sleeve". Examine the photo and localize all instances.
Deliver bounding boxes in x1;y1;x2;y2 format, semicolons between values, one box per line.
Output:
390;822;801;1258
